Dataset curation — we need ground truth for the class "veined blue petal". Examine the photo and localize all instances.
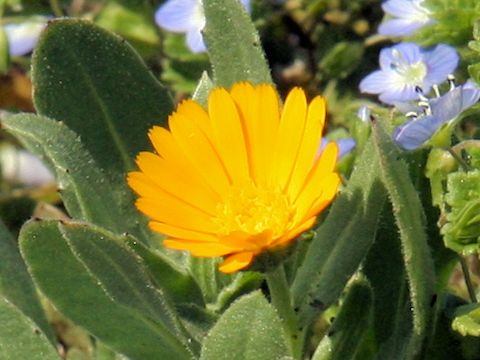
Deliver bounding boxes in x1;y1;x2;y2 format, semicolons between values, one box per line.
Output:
393;115;443;150
378;18;429;36
382;0;429;19
336;138;356;159
379;42;422;69
155;0;204;33
318;138;356;159
430;85;480;123
424;44;459;85
186;28;207;53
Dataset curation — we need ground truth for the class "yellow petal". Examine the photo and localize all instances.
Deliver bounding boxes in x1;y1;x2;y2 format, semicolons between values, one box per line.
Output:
293;146;339;222
163;239;238;257
149;221;219;242
168;110;231;197
133;152;219;214
287;96;326;200
271;87;307;190
231;83;281;187
304;172;341;220
219;252;254;273
272;216;316;247
136;198;217;233
208;88;250;185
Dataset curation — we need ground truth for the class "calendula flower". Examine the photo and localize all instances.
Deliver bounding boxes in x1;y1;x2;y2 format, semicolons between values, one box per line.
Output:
359;42;458;104
394;81;480;150
378;0;434;37
128;82;340;273
155;0;251;53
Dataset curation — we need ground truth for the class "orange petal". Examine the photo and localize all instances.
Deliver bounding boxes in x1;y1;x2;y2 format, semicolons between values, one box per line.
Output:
271;87;307;190
208;88;250;185
133;152;219;214
168;110;231;197
136;198;218;234
149;221;219;242
163;239;238;257
219;252;254;273
230;83;281;186
287;96;326;200
272;216;317;247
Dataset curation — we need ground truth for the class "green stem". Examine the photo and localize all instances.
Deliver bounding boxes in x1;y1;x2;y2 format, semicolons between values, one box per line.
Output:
446;147;470;172
49;0;64;17
265;266;305;360
460;256;477;303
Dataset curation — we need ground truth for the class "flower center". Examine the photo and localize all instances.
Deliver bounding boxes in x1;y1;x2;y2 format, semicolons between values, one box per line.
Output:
213;182;294;238
390;50;427;86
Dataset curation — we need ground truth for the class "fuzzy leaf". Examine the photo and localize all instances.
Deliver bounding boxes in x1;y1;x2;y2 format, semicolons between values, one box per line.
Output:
203;0;272;87
311;277;373;360
292;136;386;327
0;296;60;360
19;220;194;360
32;18;173;188
372;119;435;357
200;291;290;360
2;113;150;242
0;220;53;342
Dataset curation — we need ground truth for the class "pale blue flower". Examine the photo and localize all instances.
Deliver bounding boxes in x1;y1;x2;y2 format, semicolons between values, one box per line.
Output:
379;0;434;37
359;42;458;105
394;81;480;150
3;17;48;56
319;138;356;159
155;0;251;53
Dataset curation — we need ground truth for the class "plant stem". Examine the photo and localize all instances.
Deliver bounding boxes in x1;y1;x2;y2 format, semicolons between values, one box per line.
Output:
446;147;470;172
49;0;64;17
460;256;477;303
265;266;304;360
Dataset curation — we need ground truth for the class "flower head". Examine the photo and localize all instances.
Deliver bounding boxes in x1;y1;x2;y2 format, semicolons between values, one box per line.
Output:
394;81;480;150
128;82;340;273
3;17;48;56
155;0;251;53
378;0;434;37
359;42;458;104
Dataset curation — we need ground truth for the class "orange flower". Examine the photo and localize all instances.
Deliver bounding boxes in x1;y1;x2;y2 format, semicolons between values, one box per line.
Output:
128;82;340;273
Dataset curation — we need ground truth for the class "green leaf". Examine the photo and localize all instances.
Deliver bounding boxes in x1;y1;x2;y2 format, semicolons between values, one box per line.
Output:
372;119;435;356
200;291;290;360
363;202;411;358
2;114;149;242
291;136;386;328
311;277;373;360
125;238;205;307
57;222;187;338
203;0;272;87
453;303;480;337
192;71;214;107
32;18;173;185
19;220;194;360
0;219;53;342
0;296;60;360
441;170;480;254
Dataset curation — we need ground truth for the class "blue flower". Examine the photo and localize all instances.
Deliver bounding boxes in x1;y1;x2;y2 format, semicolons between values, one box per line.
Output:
359;42;458;104
378;0;434;37
155;0;251;53
319;138;356;159
394;81;480;150
3;17;48;56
